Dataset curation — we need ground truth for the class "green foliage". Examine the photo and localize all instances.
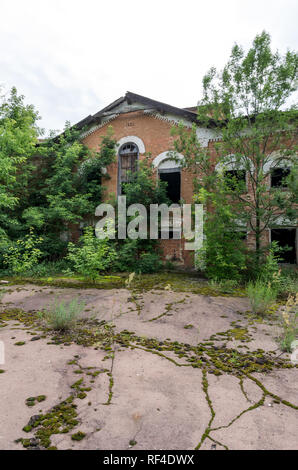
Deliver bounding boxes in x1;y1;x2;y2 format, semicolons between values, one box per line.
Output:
27;125;116;261
71;431;86;441
19;260;70;278
39;297;85;331
136;252;163;274
3;228;43;274
247;280;277;314
257;242;282;287
200;31;298;265
279;294;298;352
0;288;6;302
122;156;170;207
113;239;139;272
286;159;298;203
208;279;239;294
194;181;247;281
173;31;298;274
0;87;40;211
113;238;163;274
66;226;117;281
256;244;298;298
0;87;40;245
113;157;168;274
198;231;247;281
277;270;298;298
0;110;117;268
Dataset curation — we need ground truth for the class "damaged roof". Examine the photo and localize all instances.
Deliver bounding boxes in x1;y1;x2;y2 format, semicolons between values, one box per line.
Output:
73;91;215;131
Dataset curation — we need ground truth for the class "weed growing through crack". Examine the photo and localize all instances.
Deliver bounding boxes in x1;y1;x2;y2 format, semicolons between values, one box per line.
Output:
0;288;6;302
279;293;298;352
38;298;85;331
247;281;277;314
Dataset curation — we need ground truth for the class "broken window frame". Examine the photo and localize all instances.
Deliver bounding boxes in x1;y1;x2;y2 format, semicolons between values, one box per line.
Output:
118;142;139;195
270;167;291;189
224;169;247;192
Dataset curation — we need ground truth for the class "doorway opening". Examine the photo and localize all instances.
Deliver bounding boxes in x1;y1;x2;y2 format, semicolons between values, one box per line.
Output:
271;228;297;264
159;169;181;203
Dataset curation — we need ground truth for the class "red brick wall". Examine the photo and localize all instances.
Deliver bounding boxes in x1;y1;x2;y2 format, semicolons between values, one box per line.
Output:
82;111;194;203
82;111;196;269
81;112;297;268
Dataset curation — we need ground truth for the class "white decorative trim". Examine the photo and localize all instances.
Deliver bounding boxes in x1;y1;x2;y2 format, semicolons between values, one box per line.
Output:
263;151;295;173
80;114;119;139
143;110;218;147
143;110;193;129
117;136;145;154
215;154;254;172
270;216;297;227
152;151;184;169
196;127;220;147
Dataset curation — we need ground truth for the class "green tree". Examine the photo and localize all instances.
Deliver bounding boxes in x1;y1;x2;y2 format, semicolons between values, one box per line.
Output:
122;156;170;207
113;157;170;271
18;124;117;260
0;87;40;241
174;31;298;273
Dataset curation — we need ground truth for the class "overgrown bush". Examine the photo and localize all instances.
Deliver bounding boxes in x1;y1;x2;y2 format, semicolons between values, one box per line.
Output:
3;228;43;274
277;267;298;299
279;293;298;352
111;157;168;274
113;239;139;272
112;238;163;274
19;260;69;278
39;298;85;331
208;279;239;294
247;281;277;314
255;244;298;299
192;182;248;282
258;243;282;286
66;226;117;281
136;252;163;274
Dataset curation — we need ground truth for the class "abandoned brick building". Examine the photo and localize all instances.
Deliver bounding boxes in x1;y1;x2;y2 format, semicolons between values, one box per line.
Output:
73;91;297;268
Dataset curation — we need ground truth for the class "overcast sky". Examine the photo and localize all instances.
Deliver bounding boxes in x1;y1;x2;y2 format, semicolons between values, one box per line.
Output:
1;0;297;134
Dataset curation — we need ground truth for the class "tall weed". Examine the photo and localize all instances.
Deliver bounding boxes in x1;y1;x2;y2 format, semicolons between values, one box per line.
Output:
247;281;277;314
39;298;85;331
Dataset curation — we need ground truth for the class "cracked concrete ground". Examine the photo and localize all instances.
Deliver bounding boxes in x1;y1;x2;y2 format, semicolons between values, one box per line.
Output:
0;284;297;450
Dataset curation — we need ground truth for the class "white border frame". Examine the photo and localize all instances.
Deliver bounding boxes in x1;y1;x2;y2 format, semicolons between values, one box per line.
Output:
117;136;145;154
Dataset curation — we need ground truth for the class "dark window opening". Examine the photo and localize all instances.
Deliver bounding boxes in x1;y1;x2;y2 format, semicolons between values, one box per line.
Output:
271;228;296;264
271;168;290;188
159;170;181;203
224;170;246;191
119;143;138;194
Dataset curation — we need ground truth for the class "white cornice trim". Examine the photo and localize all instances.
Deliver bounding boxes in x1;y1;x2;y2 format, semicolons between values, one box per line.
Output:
80;114;119;139
143;110;193;128
143;110;219;147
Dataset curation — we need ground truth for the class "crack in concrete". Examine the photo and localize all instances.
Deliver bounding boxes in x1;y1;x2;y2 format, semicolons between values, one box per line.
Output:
147;298;187;322
2;287;297;450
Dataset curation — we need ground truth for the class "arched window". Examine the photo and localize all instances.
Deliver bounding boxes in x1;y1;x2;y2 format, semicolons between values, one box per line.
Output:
118;142;139;194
